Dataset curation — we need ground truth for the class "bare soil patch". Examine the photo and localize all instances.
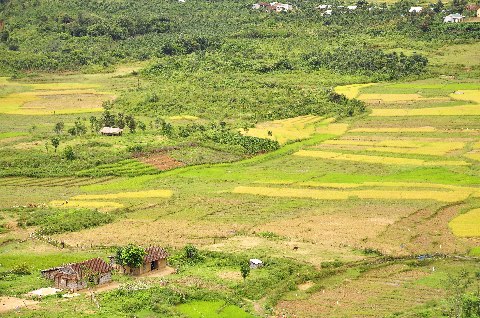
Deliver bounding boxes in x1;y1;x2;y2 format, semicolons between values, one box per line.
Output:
138;153;185;171
0;297;38;314
276;264;441;318
22;93;114;111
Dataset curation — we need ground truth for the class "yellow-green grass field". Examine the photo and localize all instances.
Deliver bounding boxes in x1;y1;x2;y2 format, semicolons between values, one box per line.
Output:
449;208;480;237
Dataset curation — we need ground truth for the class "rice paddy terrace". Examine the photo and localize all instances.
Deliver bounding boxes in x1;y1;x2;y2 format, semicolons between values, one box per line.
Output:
2;74;480;317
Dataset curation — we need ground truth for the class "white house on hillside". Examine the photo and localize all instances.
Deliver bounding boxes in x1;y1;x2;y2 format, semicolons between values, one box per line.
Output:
443;13;464;23
409;6;423;13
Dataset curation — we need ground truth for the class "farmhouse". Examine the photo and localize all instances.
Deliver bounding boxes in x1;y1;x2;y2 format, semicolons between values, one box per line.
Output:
477;8;480;17
347;5;357;10
117;246;168;276
444;13;465;23
409;6;423;13
41;258;112;291
249;258;264;269
100;126;123;136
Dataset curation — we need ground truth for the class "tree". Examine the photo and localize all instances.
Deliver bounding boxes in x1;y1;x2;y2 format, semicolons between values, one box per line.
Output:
51;137;60;152
101;110;115;127
184;244;198;259
54;122;64;134
64;146;75;160
240;262;250;282
89;116;99;132
125;114;136;133
116;244;146;269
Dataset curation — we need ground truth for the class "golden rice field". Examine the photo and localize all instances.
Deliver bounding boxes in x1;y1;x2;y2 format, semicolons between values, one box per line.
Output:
72;189;173;200
358;93;427;102
322;139;465;156
49;200;124;211
449;208;480;237
0;77;116;115
294;150;470;166
334;83;375;99
371;105;480;117
233;186;472;203
370;90;480;117
349;127;437;133
240;115;326;144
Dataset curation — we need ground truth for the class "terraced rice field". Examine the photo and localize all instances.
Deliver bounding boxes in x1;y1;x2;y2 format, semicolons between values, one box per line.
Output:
77;159;160;177
0;176;114;187
449;208;480;237
49;200;124;211
72;189;173;200
334;83;375;99
0;75;117;115
240;115;325;144
233;185;472;202
321;138;465;156
293;150;470;166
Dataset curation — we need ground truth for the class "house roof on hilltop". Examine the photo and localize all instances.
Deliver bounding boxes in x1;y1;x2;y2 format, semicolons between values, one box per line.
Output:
144;246;168;263
42;258;112;278
100;127;123;134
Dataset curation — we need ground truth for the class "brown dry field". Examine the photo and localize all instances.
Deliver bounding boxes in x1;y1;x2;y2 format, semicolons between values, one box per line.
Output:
275;264;444;318
21;93;115;111
137;153;185;171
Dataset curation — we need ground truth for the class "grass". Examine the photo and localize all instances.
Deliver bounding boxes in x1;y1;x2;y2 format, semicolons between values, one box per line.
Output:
0;132;27;139
449;208;480;237
177;301;255;318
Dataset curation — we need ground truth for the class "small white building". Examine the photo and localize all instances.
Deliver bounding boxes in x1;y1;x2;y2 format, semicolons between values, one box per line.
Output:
477;8;480;17
443;13;464;23
409;6;423;13
100;127;123;136
249;259;263;269
347;5;357;10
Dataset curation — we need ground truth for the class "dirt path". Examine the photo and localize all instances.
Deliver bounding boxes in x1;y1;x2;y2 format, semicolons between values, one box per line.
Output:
0;297;38;314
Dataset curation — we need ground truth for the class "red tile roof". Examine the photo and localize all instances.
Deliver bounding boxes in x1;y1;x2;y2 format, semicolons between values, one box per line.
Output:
144;246;168;263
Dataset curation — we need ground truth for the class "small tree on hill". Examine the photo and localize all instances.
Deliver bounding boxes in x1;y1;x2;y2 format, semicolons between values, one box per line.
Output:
54;122;64;134
51;137;60;152
116;244;146;269
240;262;250;282
64;146;75;160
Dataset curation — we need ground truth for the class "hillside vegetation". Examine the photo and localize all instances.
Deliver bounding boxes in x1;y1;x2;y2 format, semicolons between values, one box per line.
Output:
1;0;480;317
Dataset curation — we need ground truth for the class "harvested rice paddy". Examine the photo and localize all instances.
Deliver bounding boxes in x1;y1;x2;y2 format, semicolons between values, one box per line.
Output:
334;83;375;99
322;139;465;156
371;105;480;117
240;115;324;144
49;200;124;211
349;127;437;133
449;208;480;237
293;150;470;166
72;189;173;200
